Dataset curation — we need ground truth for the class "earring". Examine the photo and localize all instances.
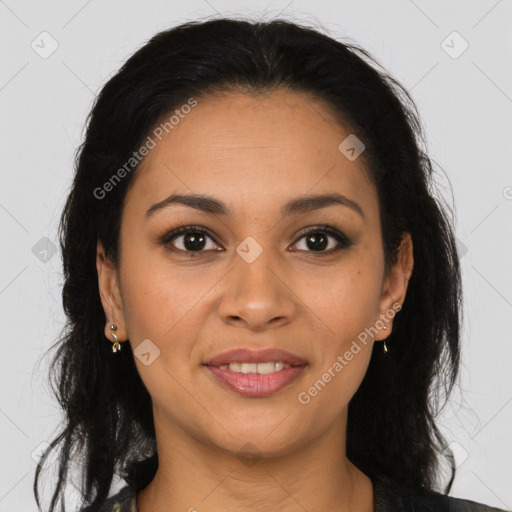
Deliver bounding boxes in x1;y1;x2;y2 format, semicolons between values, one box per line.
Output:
382;325;389;353
110;323;121;353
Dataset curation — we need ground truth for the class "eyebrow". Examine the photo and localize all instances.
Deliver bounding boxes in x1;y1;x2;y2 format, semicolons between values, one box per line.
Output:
145;192;365;219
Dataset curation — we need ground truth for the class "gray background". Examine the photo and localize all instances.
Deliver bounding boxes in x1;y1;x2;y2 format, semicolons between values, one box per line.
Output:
1;0;511;510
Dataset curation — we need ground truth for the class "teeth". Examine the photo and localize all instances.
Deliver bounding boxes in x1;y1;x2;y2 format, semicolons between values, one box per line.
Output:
217;361;292;374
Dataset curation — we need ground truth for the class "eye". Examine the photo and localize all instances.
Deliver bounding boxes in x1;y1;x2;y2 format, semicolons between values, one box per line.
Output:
160;224;354;258
160;225;222;256
290;225;354;256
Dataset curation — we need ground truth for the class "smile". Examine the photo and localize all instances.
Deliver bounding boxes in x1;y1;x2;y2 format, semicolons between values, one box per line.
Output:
204;363;307;397
217;361;292;374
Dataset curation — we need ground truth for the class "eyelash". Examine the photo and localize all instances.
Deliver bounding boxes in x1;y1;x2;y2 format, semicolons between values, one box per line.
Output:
159;224;354;258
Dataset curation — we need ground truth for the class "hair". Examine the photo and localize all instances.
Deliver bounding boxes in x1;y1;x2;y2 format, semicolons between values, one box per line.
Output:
34;16;463;511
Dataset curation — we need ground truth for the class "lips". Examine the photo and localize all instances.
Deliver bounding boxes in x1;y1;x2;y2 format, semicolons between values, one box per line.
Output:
206;365;306;397
203;347;308;367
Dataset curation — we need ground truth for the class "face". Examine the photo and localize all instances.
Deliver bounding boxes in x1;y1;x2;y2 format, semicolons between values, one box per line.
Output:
97;89;413;458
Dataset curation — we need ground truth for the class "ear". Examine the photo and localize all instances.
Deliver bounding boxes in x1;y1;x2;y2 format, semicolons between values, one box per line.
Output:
96;239;128;344
374;232;414;341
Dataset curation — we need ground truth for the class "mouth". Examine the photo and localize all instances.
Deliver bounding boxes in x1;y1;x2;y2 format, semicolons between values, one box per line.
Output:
203;347;308;367
203;347;308;397
210;361;300;373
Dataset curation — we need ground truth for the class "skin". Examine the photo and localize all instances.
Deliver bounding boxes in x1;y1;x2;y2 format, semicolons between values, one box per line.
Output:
96;89;414;512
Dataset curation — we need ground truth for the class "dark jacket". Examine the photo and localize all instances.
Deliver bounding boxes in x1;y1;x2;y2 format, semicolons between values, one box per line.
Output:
84;472;510;511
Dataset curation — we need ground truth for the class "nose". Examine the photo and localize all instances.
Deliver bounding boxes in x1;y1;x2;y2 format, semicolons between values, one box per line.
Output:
217;245;298;331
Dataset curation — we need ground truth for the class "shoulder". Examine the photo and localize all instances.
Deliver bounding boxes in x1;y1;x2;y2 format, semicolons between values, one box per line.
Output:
79;485;137;512
373;474;509;512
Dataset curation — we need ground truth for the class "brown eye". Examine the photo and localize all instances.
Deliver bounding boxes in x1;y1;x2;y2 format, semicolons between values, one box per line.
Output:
290;225;353;255
159;224;353;258
160;226;222;255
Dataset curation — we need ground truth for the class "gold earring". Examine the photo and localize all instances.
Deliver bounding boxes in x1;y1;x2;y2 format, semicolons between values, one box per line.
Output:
110;323;121;353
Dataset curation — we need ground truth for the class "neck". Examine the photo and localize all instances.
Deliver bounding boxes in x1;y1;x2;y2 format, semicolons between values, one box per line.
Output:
137;409;373;512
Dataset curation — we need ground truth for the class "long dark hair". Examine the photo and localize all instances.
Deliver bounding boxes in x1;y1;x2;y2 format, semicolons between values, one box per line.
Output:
34;17;462;511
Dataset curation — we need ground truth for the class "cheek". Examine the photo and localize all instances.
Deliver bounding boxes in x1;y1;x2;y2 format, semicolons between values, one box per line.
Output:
119;258;206;403
294;281;375;425
298;342;373;419
302;263;382;337
120;246;191;331
294;258;381;394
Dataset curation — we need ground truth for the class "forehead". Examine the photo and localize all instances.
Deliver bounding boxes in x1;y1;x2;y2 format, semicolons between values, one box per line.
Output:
124;89;378;222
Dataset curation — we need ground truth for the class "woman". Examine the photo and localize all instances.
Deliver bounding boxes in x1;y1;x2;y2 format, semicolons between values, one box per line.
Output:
33;17;508;512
